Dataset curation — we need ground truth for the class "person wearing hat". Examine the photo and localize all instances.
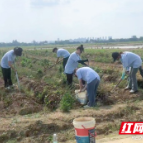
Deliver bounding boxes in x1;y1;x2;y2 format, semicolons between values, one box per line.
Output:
65;45;89;85
52;48;70;69
1;47;23;89
74;67;100;108
112;51;142;93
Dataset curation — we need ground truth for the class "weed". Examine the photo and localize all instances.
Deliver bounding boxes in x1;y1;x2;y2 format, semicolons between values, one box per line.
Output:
60;92;75;112
59;65;63;73
6;139;17;143
61;73;67;85
47;135;52;142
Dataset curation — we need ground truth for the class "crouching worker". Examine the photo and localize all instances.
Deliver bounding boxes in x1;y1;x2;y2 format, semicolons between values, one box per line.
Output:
112;51;142;93
75;67;100;108
1;47;23;89
52;47;70;69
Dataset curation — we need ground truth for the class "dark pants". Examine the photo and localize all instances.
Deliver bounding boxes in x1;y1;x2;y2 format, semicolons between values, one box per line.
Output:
1;67;12;87
128;68;138;91
139;66;143;78
63;56;69;69
87;78;100;107
66;73;73;85
66;73;85;86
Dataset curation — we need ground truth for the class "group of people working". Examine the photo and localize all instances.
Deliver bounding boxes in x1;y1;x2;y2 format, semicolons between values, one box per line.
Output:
0;45;143;108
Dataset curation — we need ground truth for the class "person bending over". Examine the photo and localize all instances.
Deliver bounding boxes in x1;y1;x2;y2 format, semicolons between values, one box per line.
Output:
112;51;142;93
53;48;70;69
1;47;23;89
75;67;100;108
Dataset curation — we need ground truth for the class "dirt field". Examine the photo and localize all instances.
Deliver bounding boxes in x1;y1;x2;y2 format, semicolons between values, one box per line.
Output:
0;47;143;143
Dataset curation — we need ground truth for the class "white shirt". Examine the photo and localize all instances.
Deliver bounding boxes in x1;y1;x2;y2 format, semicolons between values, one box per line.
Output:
1;50;16;68
121;52;142;69
65;52;81;74
76;67;100;84
57;49;70;58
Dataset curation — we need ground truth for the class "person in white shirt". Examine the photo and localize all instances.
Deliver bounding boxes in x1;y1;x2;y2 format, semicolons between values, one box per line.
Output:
52;48;70;69
1;47;23;88
112;51;142;93
75;67;100;108
65;45;89;85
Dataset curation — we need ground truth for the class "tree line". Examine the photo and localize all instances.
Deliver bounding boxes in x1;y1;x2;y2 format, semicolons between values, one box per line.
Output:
0;36;143;47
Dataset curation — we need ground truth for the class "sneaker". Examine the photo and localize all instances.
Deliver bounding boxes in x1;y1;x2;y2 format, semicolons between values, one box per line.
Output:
84;105;91;109
125;86;131;90
130;90;138;93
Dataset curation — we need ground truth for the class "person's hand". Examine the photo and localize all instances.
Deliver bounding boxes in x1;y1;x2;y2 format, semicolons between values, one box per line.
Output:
81;88;86;92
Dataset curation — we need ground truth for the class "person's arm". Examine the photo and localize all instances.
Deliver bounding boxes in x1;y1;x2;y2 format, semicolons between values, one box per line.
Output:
121;67;130;80
121;56;129;80
79;79;83;92
78;59;88;66
81;84;87;92
56;57;60;64
8;61;17;72
121;68;126;80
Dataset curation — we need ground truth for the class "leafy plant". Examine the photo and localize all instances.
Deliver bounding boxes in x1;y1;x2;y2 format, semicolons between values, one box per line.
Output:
21;60;26;67
59;65;63;73
60;93;75;112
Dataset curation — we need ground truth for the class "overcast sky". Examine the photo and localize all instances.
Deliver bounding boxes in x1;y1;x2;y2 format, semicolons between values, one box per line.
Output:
0;0;143;42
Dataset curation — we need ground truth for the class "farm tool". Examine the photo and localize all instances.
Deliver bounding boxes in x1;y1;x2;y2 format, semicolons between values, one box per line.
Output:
111;76;129;93
47;59;62;70
16;72;21;91
111;78;122;93
41;59;62;82
14;63;21;91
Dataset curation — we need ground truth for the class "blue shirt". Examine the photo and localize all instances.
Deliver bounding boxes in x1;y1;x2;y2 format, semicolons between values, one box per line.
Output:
57;49;70;58
76;67;100;84
1;50;16;68
121;52;142;69
65;52;81;74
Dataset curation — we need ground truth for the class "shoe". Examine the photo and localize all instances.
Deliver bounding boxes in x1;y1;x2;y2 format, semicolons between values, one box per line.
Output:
130;90;138;93
84;105;91;109
125;86;131;90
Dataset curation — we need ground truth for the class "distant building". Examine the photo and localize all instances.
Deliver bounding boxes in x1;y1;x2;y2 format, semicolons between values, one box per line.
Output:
108;36;112;40
132;35;137;39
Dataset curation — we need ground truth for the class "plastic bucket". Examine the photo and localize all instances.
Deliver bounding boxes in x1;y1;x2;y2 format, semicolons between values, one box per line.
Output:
75;90;87;105
73;117;96;143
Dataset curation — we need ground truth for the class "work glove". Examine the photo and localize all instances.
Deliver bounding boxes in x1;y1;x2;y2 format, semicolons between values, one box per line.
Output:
121;72;125;80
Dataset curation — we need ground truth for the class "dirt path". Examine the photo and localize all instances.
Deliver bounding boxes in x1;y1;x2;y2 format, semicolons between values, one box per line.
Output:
97;135;143;143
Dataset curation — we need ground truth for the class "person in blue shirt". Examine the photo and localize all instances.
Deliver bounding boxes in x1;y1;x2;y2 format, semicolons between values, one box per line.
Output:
112;51;142;93
1;47;23;89
75;67;100;108
53;48;70;69
65;45;89;85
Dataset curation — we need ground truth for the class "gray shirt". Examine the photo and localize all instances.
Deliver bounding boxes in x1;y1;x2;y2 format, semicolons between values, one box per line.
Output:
57;49;70;58
65;52;81;74
76;67;100;84
1;50;16;68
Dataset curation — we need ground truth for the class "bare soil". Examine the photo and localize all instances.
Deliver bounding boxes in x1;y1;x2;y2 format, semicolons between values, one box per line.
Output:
0;62;143;143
